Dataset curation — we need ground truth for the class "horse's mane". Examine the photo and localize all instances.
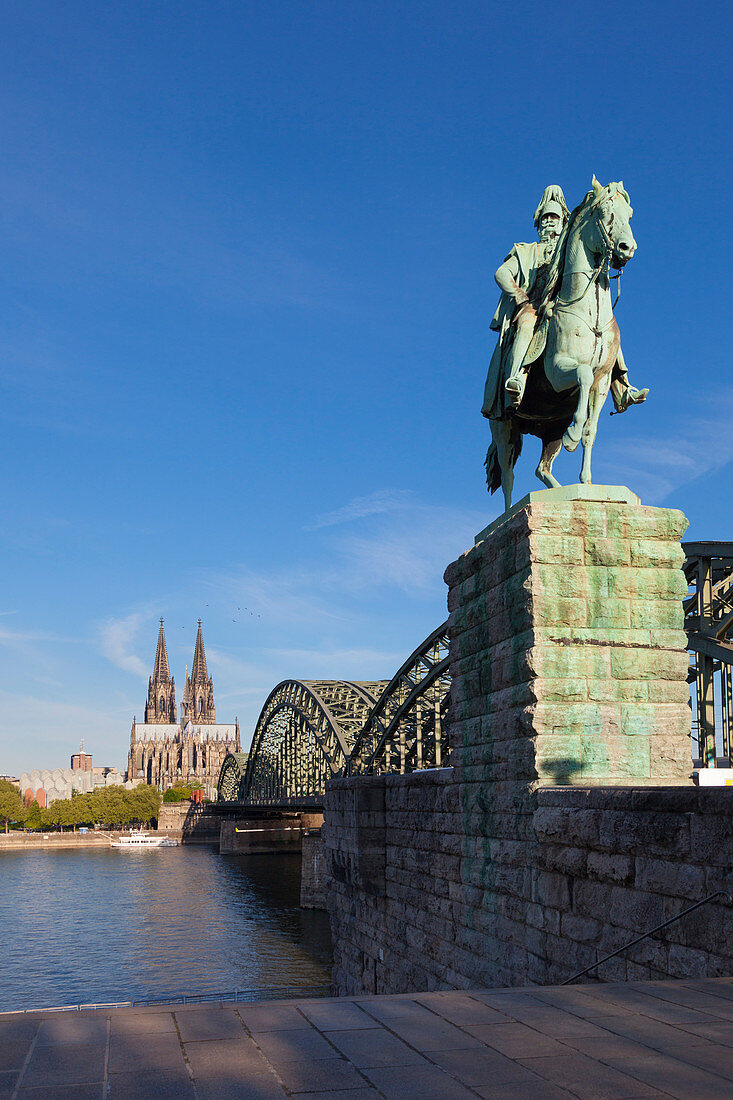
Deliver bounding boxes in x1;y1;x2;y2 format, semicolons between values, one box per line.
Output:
536;191;594;321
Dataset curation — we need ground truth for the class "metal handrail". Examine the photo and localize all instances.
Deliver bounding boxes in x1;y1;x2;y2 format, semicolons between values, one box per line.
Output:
562;891;732;985
0;982;334;1016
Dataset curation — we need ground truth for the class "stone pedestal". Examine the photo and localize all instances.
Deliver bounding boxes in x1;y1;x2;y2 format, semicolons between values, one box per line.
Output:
444;486;692;790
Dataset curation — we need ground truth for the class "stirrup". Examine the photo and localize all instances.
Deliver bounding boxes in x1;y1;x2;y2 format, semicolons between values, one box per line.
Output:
505;377;523;407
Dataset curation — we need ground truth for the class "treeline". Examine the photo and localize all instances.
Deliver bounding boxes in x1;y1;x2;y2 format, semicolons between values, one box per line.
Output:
162;784;204;803
0;779;161;831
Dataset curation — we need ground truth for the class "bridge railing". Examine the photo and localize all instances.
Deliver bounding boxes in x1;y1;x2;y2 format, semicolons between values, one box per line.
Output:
683;541;733;768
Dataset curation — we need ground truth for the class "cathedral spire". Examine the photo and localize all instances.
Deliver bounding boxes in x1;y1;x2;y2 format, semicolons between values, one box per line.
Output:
145;618;177;724
153;618;171;683
191;619;209;681
183;619;215;723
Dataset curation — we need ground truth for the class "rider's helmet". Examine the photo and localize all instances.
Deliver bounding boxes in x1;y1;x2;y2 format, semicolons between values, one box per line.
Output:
533;186;570;229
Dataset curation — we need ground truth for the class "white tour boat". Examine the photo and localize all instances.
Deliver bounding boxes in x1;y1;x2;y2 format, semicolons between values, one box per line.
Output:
109;832;178;849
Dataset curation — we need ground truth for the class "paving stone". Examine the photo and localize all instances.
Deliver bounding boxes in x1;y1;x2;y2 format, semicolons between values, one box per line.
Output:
531;989;635;1018
297;1000;380;1031
598;1013;718;1056
584;988;728;1027
107;1032;185;1074
517;1051;669;1098
109;1010;177;1034
499;1005;619;1039
631;983;733;1021
323;1027;424;1068
295;1091;379;1100
363;1062;477;1098
18;1085;104;1100
678;1021;733;1047
196;1074;287;1100
107;1071;196;1099
185;1035;272;1077
597;1048;733;1099
473;1079;579;1099
36;1015;108;1045
0;1040;32;1072
175;1007;245;1041
668;1043;733;1081
466;1020;572;1058
21;1042;106;1088
415;991;512;1026
274;1057;368;1093
355;996;435;1022
430;1046;542;1086
0;1019;39;1044
0;1071;18;1100
384;1013;486;1051
256;1026;342;1063
238;1004;311;1032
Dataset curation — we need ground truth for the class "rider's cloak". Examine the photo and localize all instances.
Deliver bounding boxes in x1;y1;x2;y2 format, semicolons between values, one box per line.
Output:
483;241;546;421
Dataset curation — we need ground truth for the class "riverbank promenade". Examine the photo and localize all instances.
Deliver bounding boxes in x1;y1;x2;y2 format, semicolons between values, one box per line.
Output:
2;978;732;1098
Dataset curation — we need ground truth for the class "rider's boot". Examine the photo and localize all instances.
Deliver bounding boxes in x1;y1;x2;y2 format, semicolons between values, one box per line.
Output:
504;373;526;407
615;385;649;413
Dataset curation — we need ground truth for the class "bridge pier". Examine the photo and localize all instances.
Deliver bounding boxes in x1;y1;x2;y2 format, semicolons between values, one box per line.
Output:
324;488;725;995
219;812;323;855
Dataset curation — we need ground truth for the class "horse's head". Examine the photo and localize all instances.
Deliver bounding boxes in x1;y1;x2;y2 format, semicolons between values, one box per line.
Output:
589;175;636;269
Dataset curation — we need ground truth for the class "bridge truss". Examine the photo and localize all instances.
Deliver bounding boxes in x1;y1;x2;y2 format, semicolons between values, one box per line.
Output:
216;624;452;805
684;542;733;767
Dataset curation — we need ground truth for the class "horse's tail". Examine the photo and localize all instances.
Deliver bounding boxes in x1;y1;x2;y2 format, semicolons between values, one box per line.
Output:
485;425;523;495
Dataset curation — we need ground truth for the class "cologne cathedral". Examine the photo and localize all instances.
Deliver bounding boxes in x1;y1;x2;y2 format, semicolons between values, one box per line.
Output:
127;619;240;796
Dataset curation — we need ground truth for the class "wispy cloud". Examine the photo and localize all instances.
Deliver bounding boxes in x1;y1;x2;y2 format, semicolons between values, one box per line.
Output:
598;388;733;504
306;489;414;530
99;612;151;679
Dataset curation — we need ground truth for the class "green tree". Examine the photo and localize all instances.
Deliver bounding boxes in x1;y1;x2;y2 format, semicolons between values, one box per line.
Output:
24;801;44;831
0;779;25;832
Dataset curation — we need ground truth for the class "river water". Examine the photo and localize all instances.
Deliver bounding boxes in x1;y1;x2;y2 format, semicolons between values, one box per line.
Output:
0;848;332;1013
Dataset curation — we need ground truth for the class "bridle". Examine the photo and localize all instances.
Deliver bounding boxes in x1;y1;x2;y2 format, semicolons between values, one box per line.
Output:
552;197;624;316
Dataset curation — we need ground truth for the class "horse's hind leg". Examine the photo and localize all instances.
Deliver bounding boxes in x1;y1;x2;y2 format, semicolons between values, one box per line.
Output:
536;437;563;489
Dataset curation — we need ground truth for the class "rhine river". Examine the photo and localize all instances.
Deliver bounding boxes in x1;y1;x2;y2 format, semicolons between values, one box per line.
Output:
0;847;332;1013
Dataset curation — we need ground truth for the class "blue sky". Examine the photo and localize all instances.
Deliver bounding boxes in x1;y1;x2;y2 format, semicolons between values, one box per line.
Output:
1;1;731;775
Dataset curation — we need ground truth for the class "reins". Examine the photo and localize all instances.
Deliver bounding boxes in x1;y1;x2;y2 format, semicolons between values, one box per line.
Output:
549;201;624;323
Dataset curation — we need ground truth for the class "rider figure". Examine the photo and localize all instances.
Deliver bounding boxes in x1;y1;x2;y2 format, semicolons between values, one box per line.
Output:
482;185;648;418
499;186;569;408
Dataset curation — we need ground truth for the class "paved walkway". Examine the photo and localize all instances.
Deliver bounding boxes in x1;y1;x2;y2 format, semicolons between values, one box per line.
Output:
1;978;732;1099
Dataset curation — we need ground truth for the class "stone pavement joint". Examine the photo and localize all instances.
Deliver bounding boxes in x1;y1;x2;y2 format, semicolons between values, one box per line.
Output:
2;978;732;1099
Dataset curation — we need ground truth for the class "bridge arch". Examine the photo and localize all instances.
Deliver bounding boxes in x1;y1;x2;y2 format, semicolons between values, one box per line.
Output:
348;620;451;774
238;680;386;804
216;751;249;802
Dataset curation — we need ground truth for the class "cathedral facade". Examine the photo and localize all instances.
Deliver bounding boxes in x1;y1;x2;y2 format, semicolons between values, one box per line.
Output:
127;619;240;797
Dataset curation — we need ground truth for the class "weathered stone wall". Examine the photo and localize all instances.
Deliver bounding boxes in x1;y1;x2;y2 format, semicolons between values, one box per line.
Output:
158;802;220;843
324;774;732;995
447;491;692;792
324;493;731;995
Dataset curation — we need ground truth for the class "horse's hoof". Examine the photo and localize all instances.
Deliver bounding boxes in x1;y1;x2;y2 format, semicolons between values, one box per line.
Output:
563;427;580;452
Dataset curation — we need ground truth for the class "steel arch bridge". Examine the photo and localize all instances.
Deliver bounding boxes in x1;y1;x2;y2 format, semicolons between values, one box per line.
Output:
217;624;452;805
217;542;733;807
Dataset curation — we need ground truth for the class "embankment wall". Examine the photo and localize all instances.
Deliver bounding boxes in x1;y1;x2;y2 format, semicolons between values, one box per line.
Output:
324;772;732;995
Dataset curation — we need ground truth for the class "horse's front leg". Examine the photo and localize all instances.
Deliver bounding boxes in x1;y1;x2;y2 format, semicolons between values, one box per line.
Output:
535;437;563;488
579;375;611;483
562;359;594;453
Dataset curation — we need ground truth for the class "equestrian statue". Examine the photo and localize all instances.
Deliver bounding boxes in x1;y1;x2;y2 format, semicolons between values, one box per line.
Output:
482;177;648;510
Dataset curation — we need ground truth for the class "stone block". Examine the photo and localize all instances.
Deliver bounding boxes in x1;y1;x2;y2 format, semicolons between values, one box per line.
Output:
585;538;631;567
